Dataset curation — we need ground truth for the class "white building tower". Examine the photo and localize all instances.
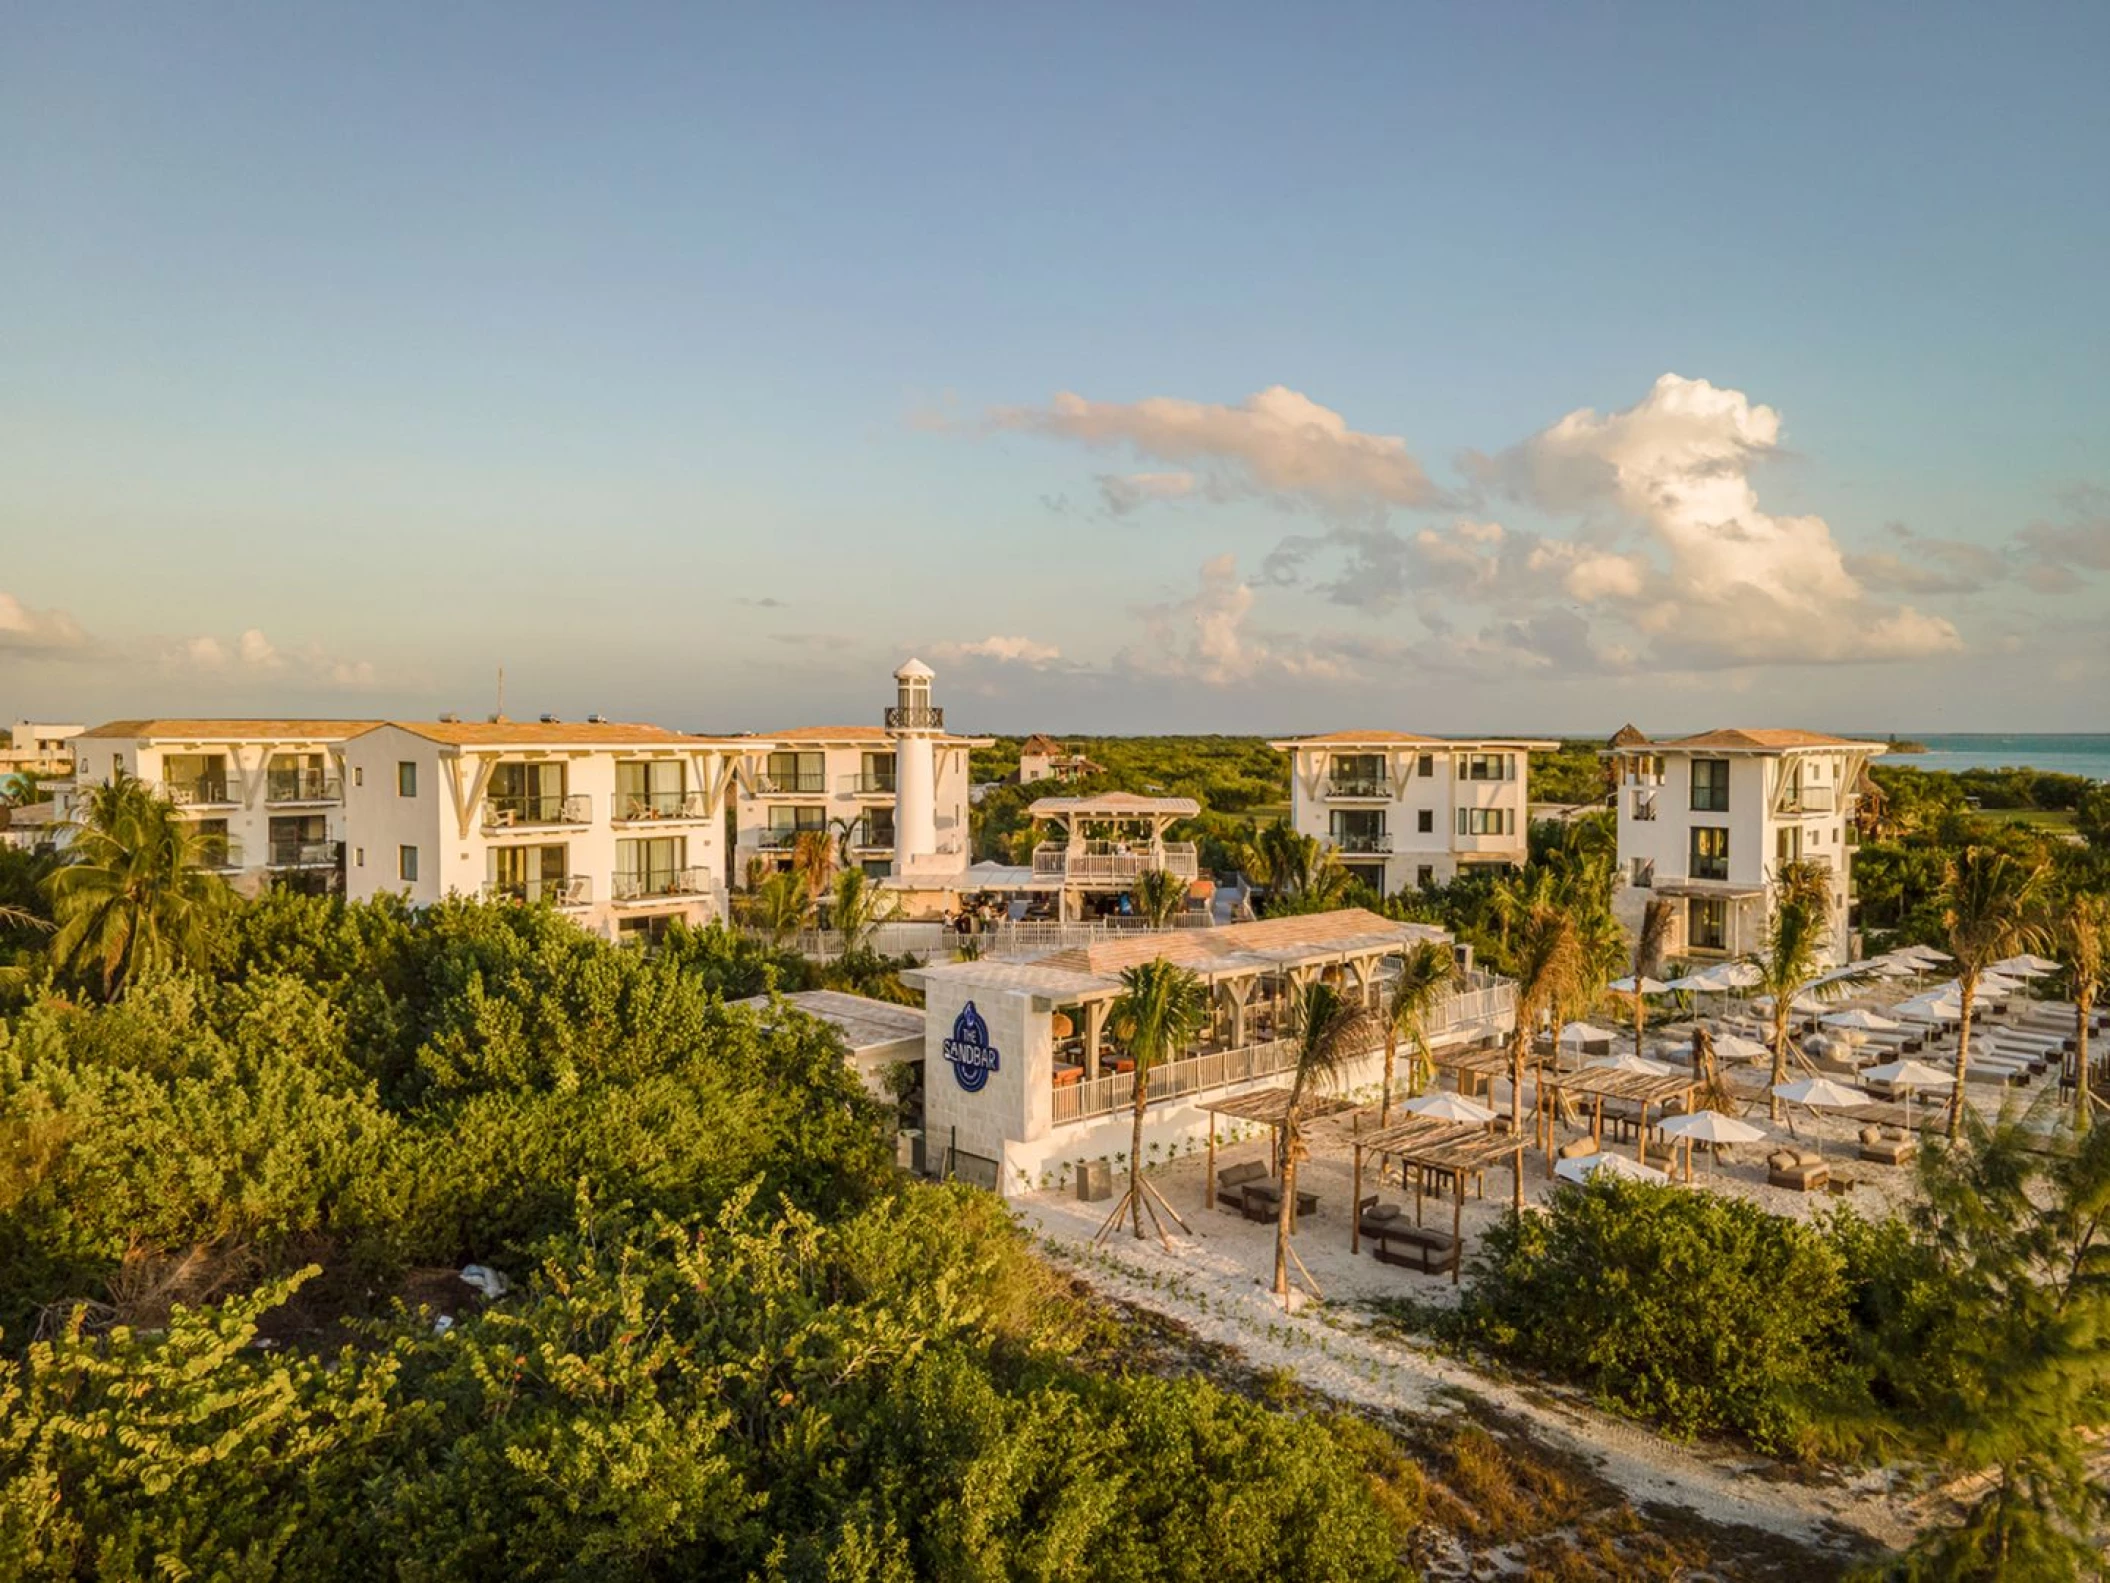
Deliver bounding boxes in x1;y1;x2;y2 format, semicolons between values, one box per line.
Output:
888;658;941;872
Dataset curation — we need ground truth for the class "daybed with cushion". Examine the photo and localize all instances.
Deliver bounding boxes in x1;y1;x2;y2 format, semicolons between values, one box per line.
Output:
1372;1224;1460;1275
1767;1148;1830;1192
1240;1179;1318;1222
1357;1195;1404;1241
1857;1125;1917;1167
1214;1160;1269;1210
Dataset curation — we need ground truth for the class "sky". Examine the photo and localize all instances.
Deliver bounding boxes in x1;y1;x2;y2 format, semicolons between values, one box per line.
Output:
3;3;2107;737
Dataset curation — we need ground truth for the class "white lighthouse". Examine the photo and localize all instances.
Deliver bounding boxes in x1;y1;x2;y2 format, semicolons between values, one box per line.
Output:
888;657;942;871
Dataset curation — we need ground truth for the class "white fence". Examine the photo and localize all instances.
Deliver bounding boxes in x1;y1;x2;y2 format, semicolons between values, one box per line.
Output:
770;915;1219;963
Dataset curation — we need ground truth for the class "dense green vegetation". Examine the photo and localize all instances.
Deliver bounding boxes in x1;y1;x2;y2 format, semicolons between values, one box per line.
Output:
1429;1112;2110;1577
0;843;1421;1575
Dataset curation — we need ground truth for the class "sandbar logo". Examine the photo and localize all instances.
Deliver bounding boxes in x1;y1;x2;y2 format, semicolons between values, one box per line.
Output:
942;1001;1000;1093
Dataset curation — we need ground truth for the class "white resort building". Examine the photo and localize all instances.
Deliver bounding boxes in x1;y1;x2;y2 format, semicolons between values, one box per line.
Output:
732;659;990;914
1016;734;1104;785
1269;731;1559;894
1610;728;1884;967
63;719;375;893
1;721;83;779
340;719;749;938
901;909;1517;1193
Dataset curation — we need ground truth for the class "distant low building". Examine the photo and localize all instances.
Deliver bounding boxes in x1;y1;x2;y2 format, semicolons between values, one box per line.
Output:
1017;734;1104;785
0;800;58;852
0;721;83;778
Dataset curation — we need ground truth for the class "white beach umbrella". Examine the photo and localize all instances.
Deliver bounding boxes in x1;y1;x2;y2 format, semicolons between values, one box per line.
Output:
1554;1150;1672;1187
1710;1031;1771;1064
1608;975;1672;995
1823;1008;1903;1033
1659;1110;1769;1145
1558;1021;1618;1046
1712;962;1765;991
1859;1058;1956;1129
1666;970;1724;993
1856;957;1917;979
1773;1076;1867;1109
1752;990;1827;1016
1992;953;2060;977
1402;1091;1497;1124
1895;944;1952;965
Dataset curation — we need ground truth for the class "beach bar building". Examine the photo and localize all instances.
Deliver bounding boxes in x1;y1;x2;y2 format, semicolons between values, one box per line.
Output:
904;908;1518;1194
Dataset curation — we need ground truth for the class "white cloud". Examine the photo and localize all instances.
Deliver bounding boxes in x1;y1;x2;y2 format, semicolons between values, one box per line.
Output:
1096;471;1201;516
1117;555;1360;686
2019;484;2110;579
930;635;1065;668
992;386;1443;513
236;627;280;667
0;591;90;656
168;626;379;689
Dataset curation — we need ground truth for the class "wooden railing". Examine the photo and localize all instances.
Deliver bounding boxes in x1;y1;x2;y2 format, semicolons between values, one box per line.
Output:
1030;841;1201;882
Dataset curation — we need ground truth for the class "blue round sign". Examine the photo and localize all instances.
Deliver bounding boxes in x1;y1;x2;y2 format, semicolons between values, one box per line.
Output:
942;1001;1001;1093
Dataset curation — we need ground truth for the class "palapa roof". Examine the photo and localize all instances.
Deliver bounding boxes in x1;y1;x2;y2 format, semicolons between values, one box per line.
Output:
1316;1113;1524;1172
1639;728;1886;754
79;718;380;741
1197;1088;1361;1127
1542;1068;1698;1105
1607;723;1651;748
1019;733;1066;756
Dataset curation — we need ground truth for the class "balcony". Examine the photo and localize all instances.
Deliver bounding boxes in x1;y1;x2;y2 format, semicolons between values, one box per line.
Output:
612;790;710;823
1325;775;1392;800
482;874;592;908
482;794;591;830
752;772;826;795
1030;841;1200;884
752;827;826;852
884;705;943;730
613;866;711;903
1329;830;1392;854
195;837;244;870
851;822;895;852
265;771;342;805
1780;784;1837;815
1631;792;1658;822
267;839;343;870
848;773;897;796
160;779;235;809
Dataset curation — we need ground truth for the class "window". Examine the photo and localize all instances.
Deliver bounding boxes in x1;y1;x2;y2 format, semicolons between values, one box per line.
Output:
1688;897;1727;952
1327;753;1386;795
353;766;364;788
1459;753;1514;782
1456;807;1514;837
617;836;688;899
490;843;569;903
764;751;824;793
355;847;365;868
1631;856;1655;888
1690;757;1729;812
1775;825;1802;867
1328;809;1386;852
616;758;686;819
1690;825;1729;880
398;845;419;882
1417;754;1434;778
1416;809;1434;833
1416;865;1435;888
397;762;418;797
112;754;125;775
487;761;569;823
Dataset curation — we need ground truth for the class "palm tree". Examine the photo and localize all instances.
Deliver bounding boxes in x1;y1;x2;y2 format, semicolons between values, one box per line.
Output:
1940;846;2051;1139
1242;820;1350;913
45;773;231;998
1753;861;1836;1121
1104;959;1210;1242
2051;890;2108;1132
745;869;811;946
1274;981;1376;1302
1624;896;1675;1060
790;828;836;906
1504;898;1588;1212
830;866;902;957
1380;939;1458;1123
1129;867;1188;929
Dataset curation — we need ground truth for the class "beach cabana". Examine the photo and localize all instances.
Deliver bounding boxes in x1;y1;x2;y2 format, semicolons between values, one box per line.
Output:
1541;1067;1698;1169
1331;1113;1524;1283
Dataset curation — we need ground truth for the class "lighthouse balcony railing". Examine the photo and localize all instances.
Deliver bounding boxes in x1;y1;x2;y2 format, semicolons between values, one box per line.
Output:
884;705;944;730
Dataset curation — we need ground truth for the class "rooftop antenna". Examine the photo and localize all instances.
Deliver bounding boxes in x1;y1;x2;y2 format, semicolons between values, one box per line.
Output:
496;665;505;721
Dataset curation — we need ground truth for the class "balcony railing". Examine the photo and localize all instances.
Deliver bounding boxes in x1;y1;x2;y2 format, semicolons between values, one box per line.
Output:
1780;784;1837;815
1330;830;1392;854
1325;776;1392;799
613;866;711;902
848;773;897;796
482;794;591;829
267;839;343;869
160;779;234;808
612;790;708;822
753;827;826;851
884;705;943;730
1030;841;1201;883
852;823;896;851
195;837;244;870
265;771;342;804
482;874;592;907
753;773;826;795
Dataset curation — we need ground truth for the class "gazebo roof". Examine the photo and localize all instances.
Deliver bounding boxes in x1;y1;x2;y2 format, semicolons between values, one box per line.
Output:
1027;791;1200;819
1320;1113;1524;1173
1542;1068;1697;1106
1196;1087;1360;1127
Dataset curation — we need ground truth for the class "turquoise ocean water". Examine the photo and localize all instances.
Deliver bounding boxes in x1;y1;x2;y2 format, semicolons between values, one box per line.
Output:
1866;733;2110;781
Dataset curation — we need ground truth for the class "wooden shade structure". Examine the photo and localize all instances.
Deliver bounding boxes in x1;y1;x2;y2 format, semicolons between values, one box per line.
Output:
1196;1087;1358;1208
1539;1068;1697;1173
1431;1040;1545;1101
1324;1112;1524;1285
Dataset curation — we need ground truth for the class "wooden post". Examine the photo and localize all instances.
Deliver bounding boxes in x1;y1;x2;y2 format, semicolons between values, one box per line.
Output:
1637;1101;1648;1167
1205;1119;1217;1209
1451;1170;1465;1286
1352;1141;1364;1254
1414;1163;1424;1227
1592;1093;1604;1149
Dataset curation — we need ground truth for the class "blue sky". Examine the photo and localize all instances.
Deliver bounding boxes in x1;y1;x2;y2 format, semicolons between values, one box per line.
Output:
4;3;2106;734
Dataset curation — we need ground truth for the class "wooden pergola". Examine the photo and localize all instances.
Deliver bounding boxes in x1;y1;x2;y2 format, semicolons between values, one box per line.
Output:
1330;1114;1524;1284
1539;1069;1697;1173
1198;1087;1359;1209
1431;1041;1543;1101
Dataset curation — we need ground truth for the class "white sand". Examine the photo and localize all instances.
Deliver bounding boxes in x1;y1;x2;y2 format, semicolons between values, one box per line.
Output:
1013;1081;2009;1556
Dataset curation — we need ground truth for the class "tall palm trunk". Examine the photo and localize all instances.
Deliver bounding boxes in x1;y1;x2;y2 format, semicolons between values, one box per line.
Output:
1509;1020;1530;1213
1380;1025;1398;1126
1130;1074;1148;1238
1949;975;1978;1139
2075;986;2094;1132
1769;1001;1792;1121
1272;1069;1307;1298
